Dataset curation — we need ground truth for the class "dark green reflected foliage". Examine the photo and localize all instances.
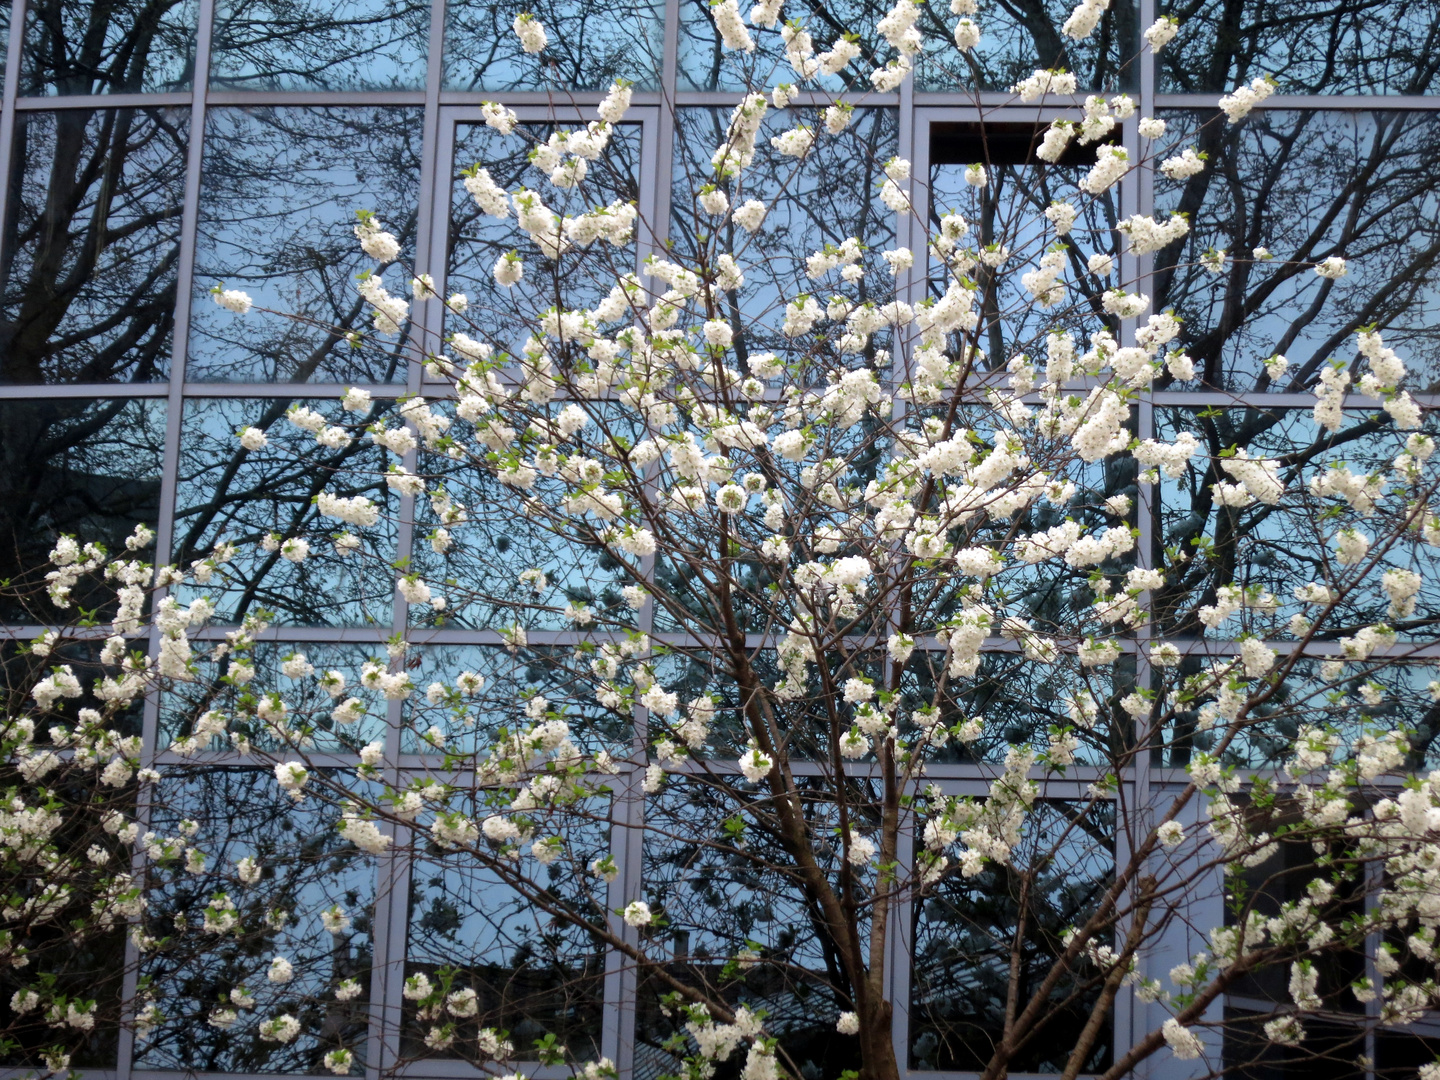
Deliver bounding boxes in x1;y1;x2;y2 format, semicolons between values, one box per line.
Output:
910;800;1115;1073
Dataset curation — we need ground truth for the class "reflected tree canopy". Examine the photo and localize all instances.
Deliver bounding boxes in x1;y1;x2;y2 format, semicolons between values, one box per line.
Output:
0;108;187;384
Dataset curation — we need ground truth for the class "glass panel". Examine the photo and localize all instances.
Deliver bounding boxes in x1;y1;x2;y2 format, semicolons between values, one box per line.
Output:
170;397;400;627
138;767;375;1074
1156;655;1440;769
910;800;1115;1073
2;635;146;739
160;640;392;752
916;0;1136;92
412;401;645;633
443;0;663;90
677;0;889;93
189;107;424;383
670;105;898;355
0;397;166;624
636;776;860;1078
927;125;1117;378
1154;109;1440;392
404;798;610;1063
1152;406;1440;643
0;108;187;384
210;0;430;91
443;120;643;361
22;0;197;95
400;643;632;755
1159;0;1440;94
904;650;1132;765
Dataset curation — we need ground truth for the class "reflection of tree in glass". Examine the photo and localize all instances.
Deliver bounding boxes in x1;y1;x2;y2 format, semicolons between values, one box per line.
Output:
22;0;196;95
444;0;663;90
1156;110;1440;392
677;0;1134;92
1159;0;1440;94
0;108;187;384
0;398;165;622
929;132;1117;373
139;768;374;1074
403;806;610;1065
1153;406;1440;644
170;397;401;626
210;0;430;90
189;107;423;383
670;106;896;366
444;121;643;365
911;800;1115;1072
636;776;862;1080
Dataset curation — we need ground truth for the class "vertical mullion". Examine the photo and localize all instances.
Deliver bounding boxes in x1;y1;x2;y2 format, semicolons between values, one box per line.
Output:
607;6;679;1070
0;0;27;248
120;0;218;1077
1129;0;1157;1066
889;84;921;1076
369;3;450;1078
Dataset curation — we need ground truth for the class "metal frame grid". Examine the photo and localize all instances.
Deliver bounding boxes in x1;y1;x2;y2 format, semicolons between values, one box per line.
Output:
2;0;1439;1076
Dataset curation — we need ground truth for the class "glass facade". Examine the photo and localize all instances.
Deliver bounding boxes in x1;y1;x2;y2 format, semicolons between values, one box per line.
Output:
1;0;1438;1077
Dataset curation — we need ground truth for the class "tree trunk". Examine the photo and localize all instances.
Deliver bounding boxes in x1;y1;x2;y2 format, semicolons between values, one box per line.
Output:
858;1000;901;1080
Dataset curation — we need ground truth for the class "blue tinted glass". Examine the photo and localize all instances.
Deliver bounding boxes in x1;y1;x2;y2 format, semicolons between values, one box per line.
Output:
916;0;1136;91
189;106;424;383
443;0;663;91
22;0;197;95
911;800;1115;1072
139;767;376;1073
171;397;401;627
1;108;187;384
210;0;430;91
1159;0;1440;94
1155;110;1440;392
406;802;609;1061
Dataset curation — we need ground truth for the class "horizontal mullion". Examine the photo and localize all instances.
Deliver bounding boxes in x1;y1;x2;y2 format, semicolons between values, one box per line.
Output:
14;92;189;110
204;90;427;107
154;749;362;768
1154;92;1440;111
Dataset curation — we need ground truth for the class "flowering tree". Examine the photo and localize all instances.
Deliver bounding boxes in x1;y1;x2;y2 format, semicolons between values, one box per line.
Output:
5;2;1440;1080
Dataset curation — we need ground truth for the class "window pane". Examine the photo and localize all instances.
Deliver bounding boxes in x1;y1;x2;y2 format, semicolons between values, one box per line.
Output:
22;0;197;95
637;776;860;1077
160;641;393;753
413;401;645;633
1152;406;1440;643
904;651;1133;765
671;105;898;351
210;0;430;91
405;800;610;1062
443;120;643;360
1159;0;1440;94
911;800;1115;1073
0;397;166;624
138;767;375;1074
189;107;424;383
0;108;187;384
1154;109;1440;392
443;0;662;90
171;397;400;627
927;126;1117;377
677;0;889;93
917;0;1136;92
400;644;632;755
1157;655;1440;769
